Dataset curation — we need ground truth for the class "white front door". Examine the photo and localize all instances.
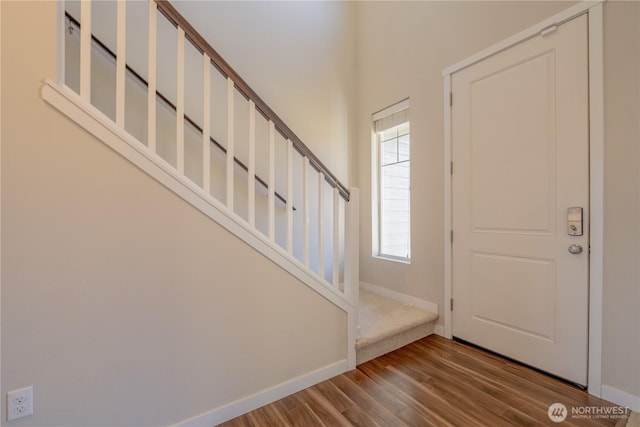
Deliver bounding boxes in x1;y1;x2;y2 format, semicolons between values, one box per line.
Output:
451;15;589;386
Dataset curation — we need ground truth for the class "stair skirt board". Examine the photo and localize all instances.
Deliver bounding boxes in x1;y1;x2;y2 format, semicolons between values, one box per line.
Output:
356;321;435;365
40;81;354;317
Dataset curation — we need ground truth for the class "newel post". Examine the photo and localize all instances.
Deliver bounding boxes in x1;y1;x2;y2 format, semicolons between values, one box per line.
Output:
344;188;360;369
344;188;360;303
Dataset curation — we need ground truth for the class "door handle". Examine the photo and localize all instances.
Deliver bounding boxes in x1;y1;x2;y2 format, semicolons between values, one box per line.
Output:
568;244;583;255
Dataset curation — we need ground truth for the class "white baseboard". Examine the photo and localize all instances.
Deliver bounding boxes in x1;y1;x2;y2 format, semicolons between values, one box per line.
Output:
360;281;439;315
173;359;348;427
433;324;445;337
602;385;640;412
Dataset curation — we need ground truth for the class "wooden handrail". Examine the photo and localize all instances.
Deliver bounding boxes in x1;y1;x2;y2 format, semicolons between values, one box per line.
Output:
154;0;350;201
65;12;294;209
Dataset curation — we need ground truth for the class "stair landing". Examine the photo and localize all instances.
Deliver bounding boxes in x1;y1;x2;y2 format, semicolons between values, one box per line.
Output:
356;289;438;364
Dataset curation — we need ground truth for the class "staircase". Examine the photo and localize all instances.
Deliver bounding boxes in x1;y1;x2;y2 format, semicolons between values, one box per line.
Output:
44;0;359;367
43;0;439;397
356;289;438;364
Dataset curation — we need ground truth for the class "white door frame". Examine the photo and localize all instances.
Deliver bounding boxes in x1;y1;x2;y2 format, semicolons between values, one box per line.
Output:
442;0;604;397
0;1;3;424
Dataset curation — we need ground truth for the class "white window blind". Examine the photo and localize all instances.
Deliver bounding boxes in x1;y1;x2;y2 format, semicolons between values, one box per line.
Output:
373;99;411;261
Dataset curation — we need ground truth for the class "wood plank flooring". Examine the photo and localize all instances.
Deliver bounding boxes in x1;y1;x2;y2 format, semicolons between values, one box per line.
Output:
218;335;624;427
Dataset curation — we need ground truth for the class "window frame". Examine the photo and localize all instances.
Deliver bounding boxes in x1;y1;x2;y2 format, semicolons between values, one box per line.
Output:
371;99;411;264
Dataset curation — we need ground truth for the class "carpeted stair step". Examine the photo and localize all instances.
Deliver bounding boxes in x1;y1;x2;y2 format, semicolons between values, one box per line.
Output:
356;289;438;364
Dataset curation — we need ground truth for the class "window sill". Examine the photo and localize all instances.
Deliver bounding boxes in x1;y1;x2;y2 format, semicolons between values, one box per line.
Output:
373;254;411;265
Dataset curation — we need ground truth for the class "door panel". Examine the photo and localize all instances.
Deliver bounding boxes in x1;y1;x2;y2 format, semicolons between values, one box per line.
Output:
470;50;556;234
471;253;556;341
452;15;589;386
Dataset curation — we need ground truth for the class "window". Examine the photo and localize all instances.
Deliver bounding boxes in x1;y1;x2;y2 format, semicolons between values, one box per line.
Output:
372;99;411;262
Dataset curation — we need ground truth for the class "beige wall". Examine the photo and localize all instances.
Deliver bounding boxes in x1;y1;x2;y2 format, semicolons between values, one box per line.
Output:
356;0;640;401
602;0;640;399
1;2;347;425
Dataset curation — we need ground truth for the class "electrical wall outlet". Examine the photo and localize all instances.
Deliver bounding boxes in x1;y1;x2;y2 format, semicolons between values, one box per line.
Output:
7;386;33;421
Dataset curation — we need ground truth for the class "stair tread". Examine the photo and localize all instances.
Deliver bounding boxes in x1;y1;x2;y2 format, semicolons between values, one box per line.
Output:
356;289;438;350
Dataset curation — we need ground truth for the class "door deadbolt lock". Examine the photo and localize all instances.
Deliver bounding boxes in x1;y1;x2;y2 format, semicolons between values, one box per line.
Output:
567;207;583;236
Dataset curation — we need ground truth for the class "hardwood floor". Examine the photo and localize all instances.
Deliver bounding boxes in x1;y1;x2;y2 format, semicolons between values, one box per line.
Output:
218;335;624;427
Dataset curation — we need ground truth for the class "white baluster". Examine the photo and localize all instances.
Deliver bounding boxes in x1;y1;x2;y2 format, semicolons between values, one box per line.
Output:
248;100;256;227
332;187;340;288
226;77;235;210
147;0;157;153
303;157;310;266
286;139;294;254
318;172;325;281
202;54;211;193
268;121;276;241
176;27;185;174
115;0;126;127
80;0;91;102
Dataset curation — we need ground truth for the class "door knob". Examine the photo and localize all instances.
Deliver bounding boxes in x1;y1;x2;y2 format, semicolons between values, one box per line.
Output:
568;244;583;254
